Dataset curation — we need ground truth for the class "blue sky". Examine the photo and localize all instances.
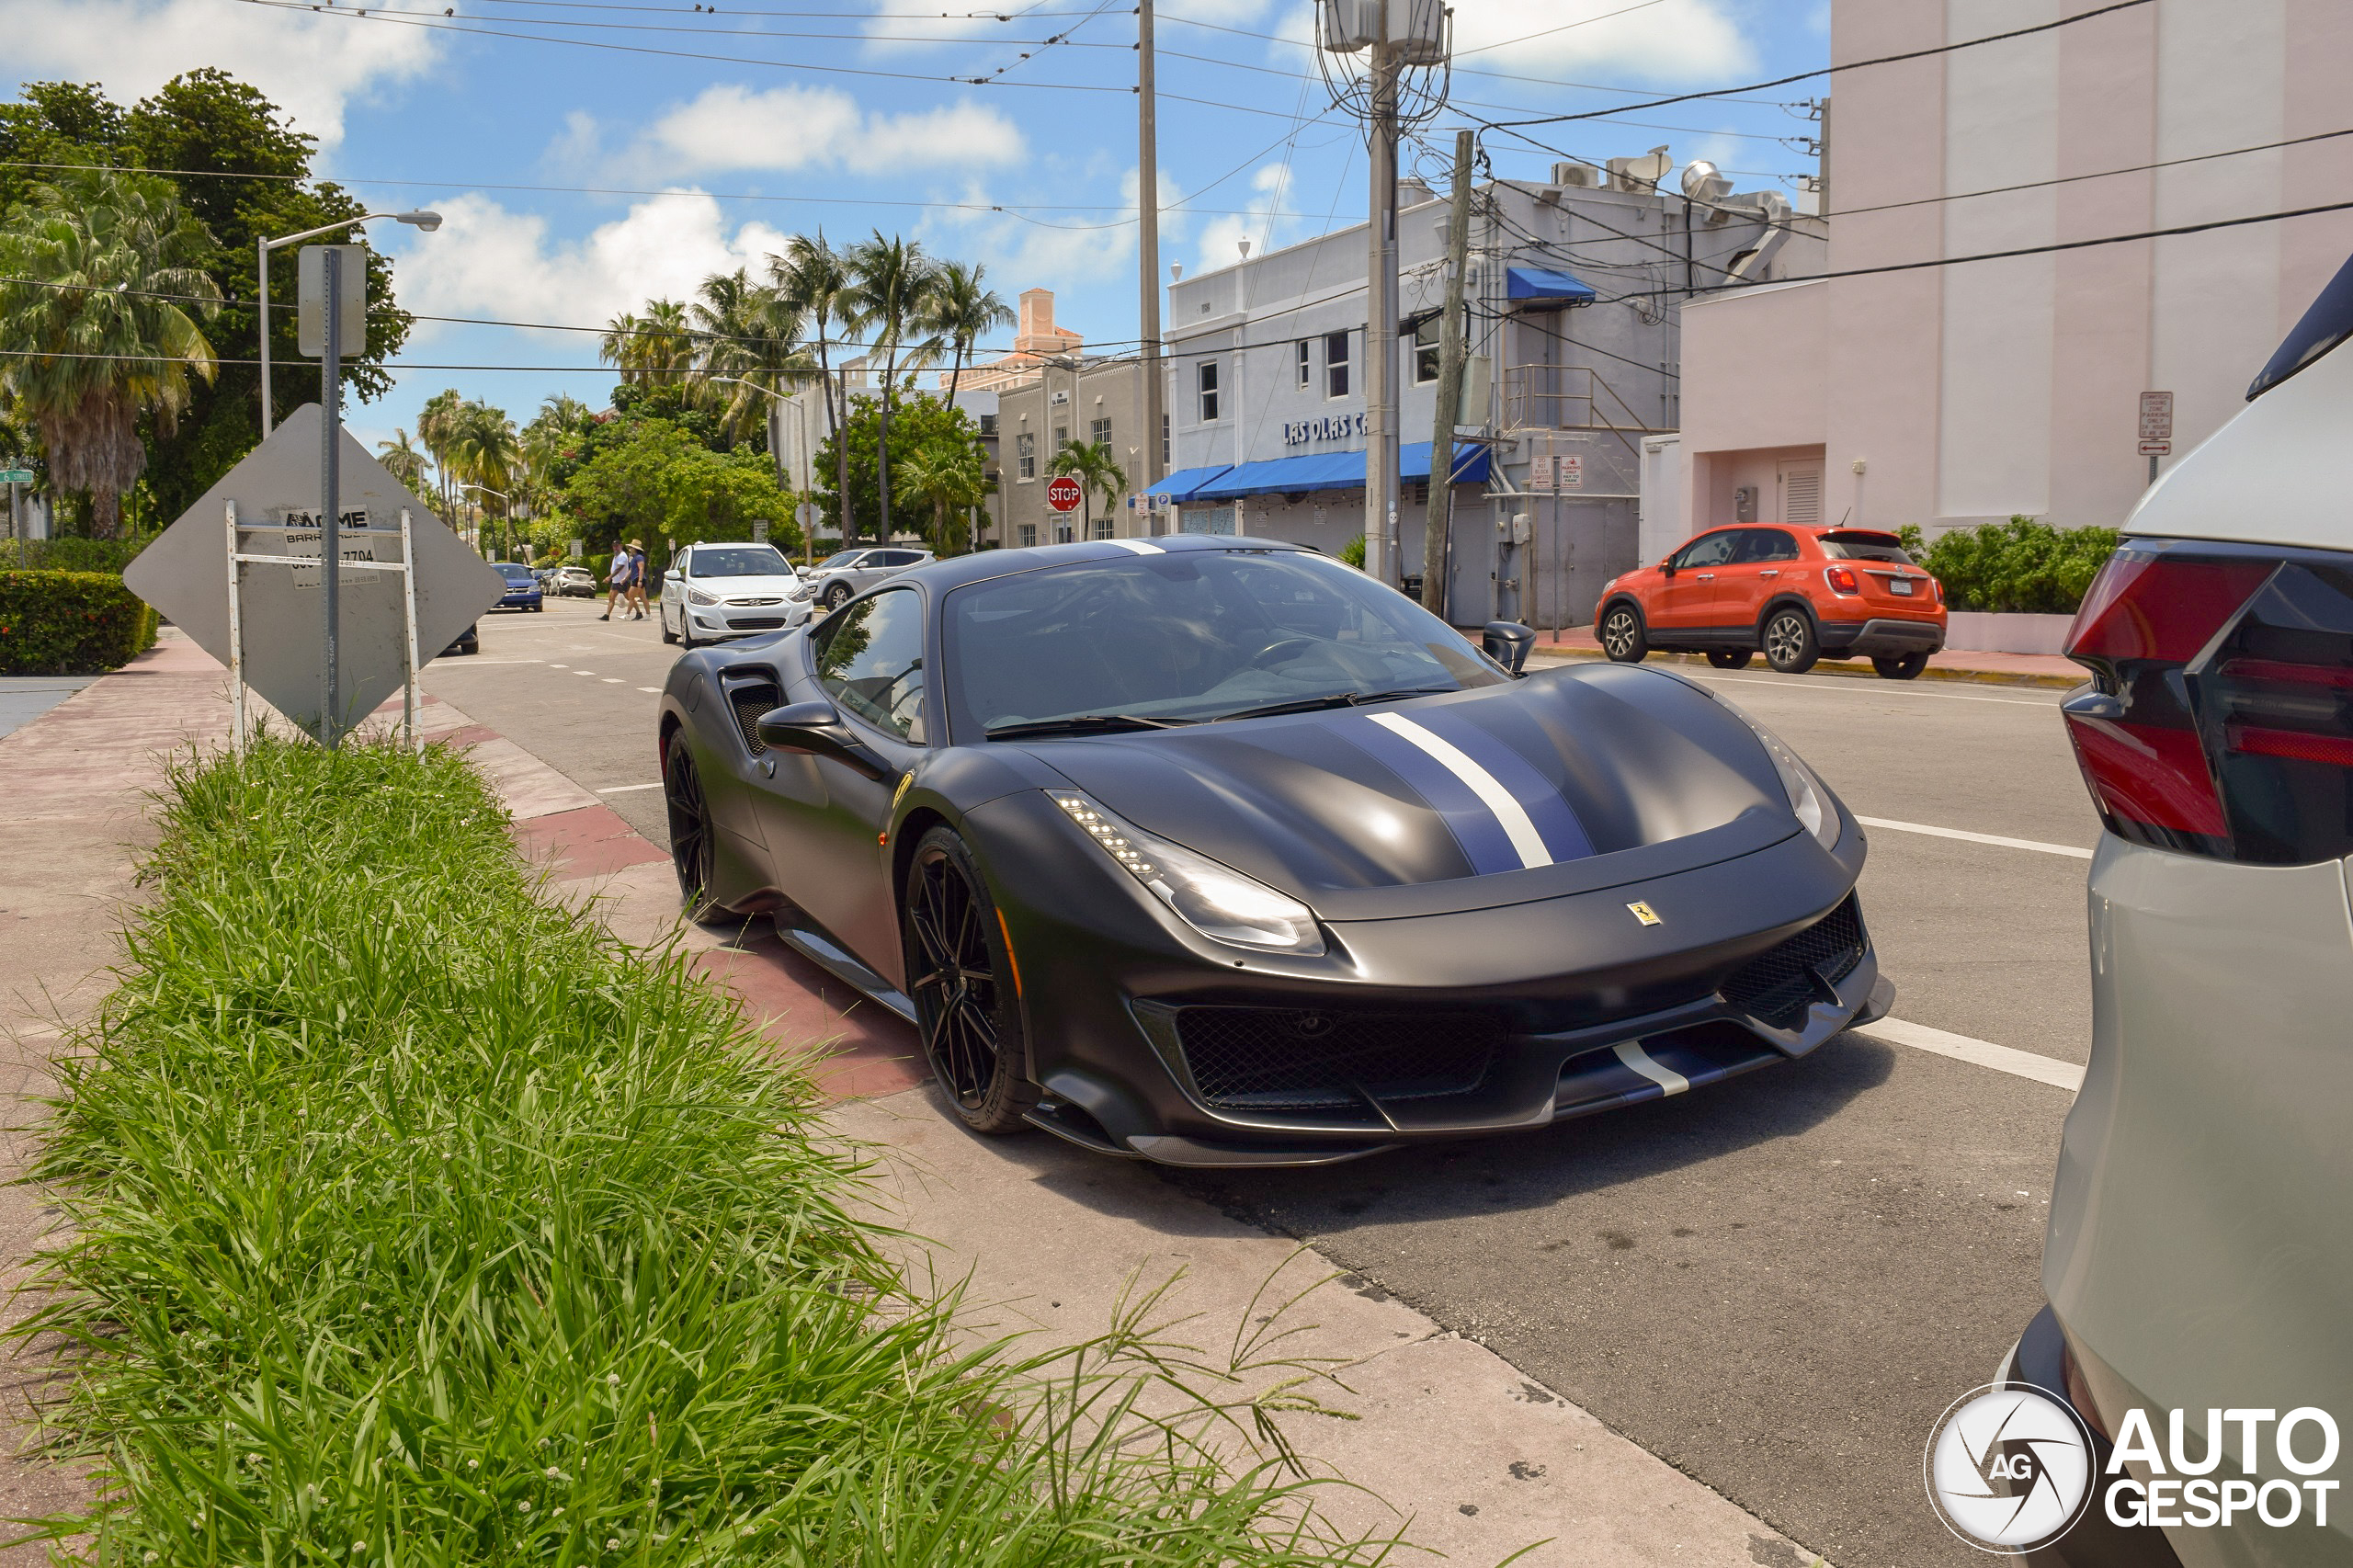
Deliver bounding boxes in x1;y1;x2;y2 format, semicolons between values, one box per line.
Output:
12;0;1825;455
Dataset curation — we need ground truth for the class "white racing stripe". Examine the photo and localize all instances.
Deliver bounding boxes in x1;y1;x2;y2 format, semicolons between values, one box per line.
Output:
1102;539;1165;554
1613;1041;1690;1096
1857;1017;2085;1093
1367;711;1552;869
1857;815;2094;859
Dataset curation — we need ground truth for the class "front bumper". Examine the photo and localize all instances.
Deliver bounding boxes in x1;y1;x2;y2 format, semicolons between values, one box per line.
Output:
496;591;543;610
1818;615;1944;657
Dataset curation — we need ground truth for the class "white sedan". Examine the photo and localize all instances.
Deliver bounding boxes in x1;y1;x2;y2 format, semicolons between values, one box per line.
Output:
658;542;803;648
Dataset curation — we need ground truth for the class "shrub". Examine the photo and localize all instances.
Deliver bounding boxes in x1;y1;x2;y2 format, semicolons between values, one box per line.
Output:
1338;533;1367;569
0;534;155;574
18;735;1396;1568
1913;516;2120;614
0;569;158;674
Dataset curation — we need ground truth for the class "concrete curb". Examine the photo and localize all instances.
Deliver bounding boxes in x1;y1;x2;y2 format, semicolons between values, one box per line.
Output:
1526;643;2080;691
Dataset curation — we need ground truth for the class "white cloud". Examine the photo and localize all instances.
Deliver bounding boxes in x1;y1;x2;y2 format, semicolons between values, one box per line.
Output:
1195;163;1297;275
386;191;795;335
576;85;1024;181
921;165;1185;300
5;0;438;148
1449;0;1751;81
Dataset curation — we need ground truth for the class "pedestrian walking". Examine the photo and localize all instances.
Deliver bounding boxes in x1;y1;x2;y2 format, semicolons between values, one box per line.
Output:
623;540;651;619
598;545;636;620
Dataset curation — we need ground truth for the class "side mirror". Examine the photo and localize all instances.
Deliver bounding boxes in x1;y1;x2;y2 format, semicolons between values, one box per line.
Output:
1661;561;1677;578
755;699;892;779
1482;620;1537;675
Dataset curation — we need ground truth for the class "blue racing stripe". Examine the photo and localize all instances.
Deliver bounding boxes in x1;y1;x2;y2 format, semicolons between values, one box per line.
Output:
1415;709;1597;861
1345;716;1524;875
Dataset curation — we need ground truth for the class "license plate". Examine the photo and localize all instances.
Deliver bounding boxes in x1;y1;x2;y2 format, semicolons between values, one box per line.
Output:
1889;577;1915;596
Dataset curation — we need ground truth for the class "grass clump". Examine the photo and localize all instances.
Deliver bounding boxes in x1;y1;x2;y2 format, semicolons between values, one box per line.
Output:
18;733;1397;1567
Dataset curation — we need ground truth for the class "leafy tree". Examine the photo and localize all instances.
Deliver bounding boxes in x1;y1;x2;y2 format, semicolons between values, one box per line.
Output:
563;417;799;569
376;427;428;493
1048;437;1129;541
600;300;693;386
691;267;805;447
893;435;989;557
0;166;221;537
843;233;940;539
812;392;981;549
923;259;1014;409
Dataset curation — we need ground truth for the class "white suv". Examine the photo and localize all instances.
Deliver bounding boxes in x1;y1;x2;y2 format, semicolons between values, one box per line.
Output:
658;542;802;648
2005;254;2353;1566
789;546;935;617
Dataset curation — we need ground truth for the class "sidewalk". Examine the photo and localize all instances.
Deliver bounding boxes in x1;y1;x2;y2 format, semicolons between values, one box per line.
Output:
0;631;1834;1568
1527;628;2080;689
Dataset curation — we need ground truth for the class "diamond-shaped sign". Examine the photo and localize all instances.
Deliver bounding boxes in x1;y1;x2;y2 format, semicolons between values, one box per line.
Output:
124;404;506;736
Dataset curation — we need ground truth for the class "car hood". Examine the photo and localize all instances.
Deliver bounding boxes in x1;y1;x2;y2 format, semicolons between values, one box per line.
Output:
1011;663;1812;919
688;574;801;597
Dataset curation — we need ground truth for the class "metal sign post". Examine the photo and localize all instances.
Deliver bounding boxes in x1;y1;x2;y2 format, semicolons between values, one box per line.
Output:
321;246;344;748
225;501;247;752
2138;391;2174;484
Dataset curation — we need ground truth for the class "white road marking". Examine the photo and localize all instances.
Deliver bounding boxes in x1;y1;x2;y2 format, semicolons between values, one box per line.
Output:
573;670;595;676
639;687;662;694
449;659;542;665
597;782;664;794
1102;539;1165;554
1614;1040;1690;1096
1857;816;2095;859
1665;668;2061;709
1368;711;1552;869
1857;1017;2085;1093
602;677;623;684
548;663;569;668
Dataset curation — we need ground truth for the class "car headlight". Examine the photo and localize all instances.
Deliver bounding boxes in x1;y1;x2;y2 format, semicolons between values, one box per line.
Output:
789;584;816;602
1050;790;1325;955
688;587;718;606
1700;691;1838;849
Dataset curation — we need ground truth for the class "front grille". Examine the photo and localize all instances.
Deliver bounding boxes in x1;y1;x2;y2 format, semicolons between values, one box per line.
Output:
1173;1007;1503;1111
1718;896;1866;1030
726;681;779;755
728;597;785;607
727;617;787;631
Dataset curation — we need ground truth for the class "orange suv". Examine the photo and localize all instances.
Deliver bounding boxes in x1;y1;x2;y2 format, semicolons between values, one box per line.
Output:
1593;524;1946;678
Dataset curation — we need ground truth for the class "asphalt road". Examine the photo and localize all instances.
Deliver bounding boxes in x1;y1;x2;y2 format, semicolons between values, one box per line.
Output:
426;604;2095;1568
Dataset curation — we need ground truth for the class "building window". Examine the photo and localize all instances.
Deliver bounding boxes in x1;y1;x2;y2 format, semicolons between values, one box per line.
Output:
1055;520;1074;544
1052;423;1068;454
1324;331;1349;399
1294;339;1311;388
978;413;998;436
1199;359;1220;422
1089;415;1111;448
1017;522;1038;547
1414;317;1441;385
1092;517;1114;540
1162;412;1170;465
1016;431;1035;480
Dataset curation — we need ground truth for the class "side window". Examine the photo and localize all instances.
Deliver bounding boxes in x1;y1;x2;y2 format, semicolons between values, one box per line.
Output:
1673;531;1740;570
814;588;926;742
1736;529;1800;563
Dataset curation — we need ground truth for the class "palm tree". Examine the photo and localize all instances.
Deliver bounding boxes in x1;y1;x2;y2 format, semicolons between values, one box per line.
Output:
770;233;853;542
1048;437;1129;543
376;427;430;494
416;388;466;523
923;260;1014;410
449;400;519;557
0;167;220;538
842;233;938;540
691;268;806;447
893;435;989;558
600;301;694;386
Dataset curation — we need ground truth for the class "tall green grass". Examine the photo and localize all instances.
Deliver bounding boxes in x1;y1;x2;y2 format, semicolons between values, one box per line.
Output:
18;735;1399;1567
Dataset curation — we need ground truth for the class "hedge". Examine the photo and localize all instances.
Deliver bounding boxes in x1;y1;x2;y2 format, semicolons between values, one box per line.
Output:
0;569;160;675
0;534;155;574
1897;517;2120;615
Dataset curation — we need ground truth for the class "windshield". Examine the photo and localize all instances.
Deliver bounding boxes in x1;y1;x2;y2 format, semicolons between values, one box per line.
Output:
814;551;862;570
942;549;1506;739
691;545;795;578
495;563;533;581
1816;532;1915;563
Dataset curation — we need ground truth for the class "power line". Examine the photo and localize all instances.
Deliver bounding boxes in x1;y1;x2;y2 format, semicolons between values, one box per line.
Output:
1485;0;2154;129
476;0;1109;14
1451;0;1668;60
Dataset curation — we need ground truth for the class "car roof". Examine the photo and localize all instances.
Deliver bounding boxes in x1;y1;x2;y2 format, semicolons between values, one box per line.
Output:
878;534;1313;596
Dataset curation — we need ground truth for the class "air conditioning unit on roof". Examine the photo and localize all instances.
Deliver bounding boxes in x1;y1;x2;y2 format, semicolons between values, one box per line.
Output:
1551;162;1605;189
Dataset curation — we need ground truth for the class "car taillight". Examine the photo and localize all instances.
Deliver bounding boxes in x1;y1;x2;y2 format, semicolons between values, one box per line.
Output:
1824;566;1859;595
2062;539;2353;863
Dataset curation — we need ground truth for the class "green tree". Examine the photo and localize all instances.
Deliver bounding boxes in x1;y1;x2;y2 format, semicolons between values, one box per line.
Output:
770;233;855;542
690;267;804;448
1048;437;1129;542
812;392;981;549
0;166;221;537
562;418;799;570
376;427;428;494
923;259;1014;409
893;435;990;557
449;401;520;557
601;300;694;386
843;233;940;540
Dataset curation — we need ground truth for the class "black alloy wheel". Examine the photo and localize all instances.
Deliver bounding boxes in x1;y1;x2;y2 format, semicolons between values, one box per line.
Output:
903;825;1036;1134
1762;608;1821;674
1872;652;1930;680
1599;604;1648;663
822;581;853;610
1706;649;1754;670
664;733;723;922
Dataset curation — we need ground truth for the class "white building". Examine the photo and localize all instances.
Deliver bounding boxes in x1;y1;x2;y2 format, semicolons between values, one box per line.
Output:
1672;0;2353;546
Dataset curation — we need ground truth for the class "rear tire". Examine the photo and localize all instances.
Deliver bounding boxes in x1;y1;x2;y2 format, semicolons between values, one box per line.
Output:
822;582;853;611
1762;608;1820;674
1706;649;1754;671
663;733;726;924
903;826;1037;1135
1599;603;1648;664
1872;652;1929;680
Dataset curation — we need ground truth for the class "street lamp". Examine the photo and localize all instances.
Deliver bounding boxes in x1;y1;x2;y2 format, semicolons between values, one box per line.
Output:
459;483;509;560
259;210;441;437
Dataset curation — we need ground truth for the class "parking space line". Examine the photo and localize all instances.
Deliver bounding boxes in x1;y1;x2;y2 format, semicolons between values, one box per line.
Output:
597;782;663;794
602;677;623;684
1856;816;2094;858
639;687;662;694
1856;1017;2085;1093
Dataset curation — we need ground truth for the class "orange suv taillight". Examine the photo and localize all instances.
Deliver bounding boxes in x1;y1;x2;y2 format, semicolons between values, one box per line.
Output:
1824;566;1859;595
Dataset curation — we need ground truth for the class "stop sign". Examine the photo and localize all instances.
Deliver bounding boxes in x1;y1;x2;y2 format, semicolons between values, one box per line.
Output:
1046;474;1084;513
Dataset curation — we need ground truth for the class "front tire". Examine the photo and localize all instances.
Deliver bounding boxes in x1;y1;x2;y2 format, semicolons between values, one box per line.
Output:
660;608;677;645
821;582;853;611
1706;649;1754;670
1599;603;1648;663
1762;608;1820;674
1873;652;1929;680
663;733;725;924
903;826;1036;1135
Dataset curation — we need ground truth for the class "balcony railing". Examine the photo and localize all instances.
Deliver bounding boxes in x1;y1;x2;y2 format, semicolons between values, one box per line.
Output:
1502;364;1668;452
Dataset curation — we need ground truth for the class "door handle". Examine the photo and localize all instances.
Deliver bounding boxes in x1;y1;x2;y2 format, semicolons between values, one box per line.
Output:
1760;570;1779;578
1696;572;1715;581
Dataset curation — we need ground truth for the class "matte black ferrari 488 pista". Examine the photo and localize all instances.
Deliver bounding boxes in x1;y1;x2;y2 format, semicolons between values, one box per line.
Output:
655;535;1892;1166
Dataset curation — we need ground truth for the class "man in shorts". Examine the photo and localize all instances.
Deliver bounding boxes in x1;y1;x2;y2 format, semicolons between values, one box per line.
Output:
600;543;639;620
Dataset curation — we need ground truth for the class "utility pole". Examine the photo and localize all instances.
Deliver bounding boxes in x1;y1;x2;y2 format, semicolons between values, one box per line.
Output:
836;367;856;549
1422;128;1473;624
1138;0;1165;528
1363;21;1401;585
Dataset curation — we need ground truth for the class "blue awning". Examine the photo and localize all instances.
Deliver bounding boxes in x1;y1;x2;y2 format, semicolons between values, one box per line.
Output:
1182;442;1489;502
1144;463;1233;500
1506;265;1597;306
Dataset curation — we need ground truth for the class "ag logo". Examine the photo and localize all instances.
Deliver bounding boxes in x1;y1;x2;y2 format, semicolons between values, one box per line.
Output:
1926;1384;2096;1553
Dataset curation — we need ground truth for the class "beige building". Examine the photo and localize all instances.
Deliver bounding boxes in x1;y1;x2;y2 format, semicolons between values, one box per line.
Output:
991;357;1149;547
963;288;1086;394
1671;0;2353;546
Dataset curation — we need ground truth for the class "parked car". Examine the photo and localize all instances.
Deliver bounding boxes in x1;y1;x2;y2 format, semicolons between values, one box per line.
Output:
491;562;543;612
658;541;802;648
1996;255;2353;1567
1593;525;1945;678
656;536;1889;1167
788;546;935;616
442;621;479;657
547;564;597;598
